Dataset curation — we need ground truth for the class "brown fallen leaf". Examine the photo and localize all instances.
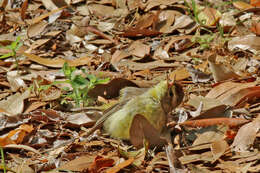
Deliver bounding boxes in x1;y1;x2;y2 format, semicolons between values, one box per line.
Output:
89;155;114;173
231;116;260;152
24;101;47;114
128;40;150;58
27;21;48;38
27;6;67;25
106;158;134;173
23;53;92;68
206;81;259;107
88;78;138;99
20;0;29;20
208;54;240;82
206;81;256;99
179;118;249;128
0;90;30;116
211;139;229;163
57;155;97;172
121;28;161;37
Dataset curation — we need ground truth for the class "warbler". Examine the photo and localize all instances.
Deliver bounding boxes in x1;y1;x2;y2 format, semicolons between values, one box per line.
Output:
85;80;184;146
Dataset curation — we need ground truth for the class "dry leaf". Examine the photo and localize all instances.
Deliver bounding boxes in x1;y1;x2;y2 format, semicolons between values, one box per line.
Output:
0;90;30;116
211;139;229;163
231;117;260;152
23;53;92;67
27;21;48;38
198;7;221;26
128;40;150;58
106;158;134;173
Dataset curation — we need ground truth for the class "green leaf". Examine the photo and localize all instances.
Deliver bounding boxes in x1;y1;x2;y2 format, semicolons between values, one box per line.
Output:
10;36;21;50
0;52;14;59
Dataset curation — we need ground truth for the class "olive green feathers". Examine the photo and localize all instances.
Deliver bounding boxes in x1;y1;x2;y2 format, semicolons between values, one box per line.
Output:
103;80;184;140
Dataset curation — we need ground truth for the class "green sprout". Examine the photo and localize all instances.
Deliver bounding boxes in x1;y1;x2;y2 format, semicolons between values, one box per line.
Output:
59;62;110;107
0;147;6;173
0;36;23;70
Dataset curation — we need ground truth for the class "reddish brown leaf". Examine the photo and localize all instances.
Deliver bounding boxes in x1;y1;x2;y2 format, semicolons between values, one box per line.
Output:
89;155;114;173
180;118;250;128
20;0;29;20
106;158;134;173
121;28;161;37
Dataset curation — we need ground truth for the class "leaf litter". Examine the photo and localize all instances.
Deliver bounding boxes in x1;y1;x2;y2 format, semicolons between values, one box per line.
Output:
0;0;260;172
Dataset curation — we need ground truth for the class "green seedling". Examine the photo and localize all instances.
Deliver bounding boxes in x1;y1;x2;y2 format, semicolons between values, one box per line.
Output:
29;79;52;97
0;36;23;70
59;62;109;107
0;147;6;173
191;30;215;50
184;0;201;24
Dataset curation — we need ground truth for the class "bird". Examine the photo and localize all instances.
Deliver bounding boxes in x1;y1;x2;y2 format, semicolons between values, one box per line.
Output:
84;80;184;147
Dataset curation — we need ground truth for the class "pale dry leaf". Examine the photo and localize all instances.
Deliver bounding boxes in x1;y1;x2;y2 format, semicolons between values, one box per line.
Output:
219;11;236;32
66;112;96;127
187;94;223;111
88;4;115;18
27;20;48;38
128;40;150;58
0;90;30;116
206;81;256;99
211;139;229;163
208;55;240;82
111;50;130;69
231;118;260;152
179;151;214;164
198;7;221;26
23;53;92;67
4;144;40;155
157;10;180;33
7;71;27;92
30;39;50;50
145;0;178;11
191;125;228;150
57;155;97;172
117;59;178;71
228;35;260;54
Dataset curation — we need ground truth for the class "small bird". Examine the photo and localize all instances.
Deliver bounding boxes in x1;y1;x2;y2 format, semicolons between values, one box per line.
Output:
85;80;184;146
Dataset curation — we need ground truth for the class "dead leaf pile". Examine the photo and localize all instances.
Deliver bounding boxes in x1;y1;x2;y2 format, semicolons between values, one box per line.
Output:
0;0;260;172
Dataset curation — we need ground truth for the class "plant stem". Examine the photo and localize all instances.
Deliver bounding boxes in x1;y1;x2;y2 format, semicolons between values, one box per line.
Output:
0;147;6;173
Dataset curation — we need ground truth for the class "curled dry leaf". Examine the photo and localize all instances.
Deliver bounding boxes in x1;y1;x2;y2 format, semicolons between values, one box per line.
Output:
211;139;229;163
88;78;138;99
128;40;150;58
190;125;228;151
106;158;134;173
198;7;221;27
231;117;260;152
228;35;260;54
23;53;92;68
56;155;97;172
206;81;260;107
27;6;67;25
0;90;30;116
27;21;48;38
208;54;240;82
65;112;96;128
